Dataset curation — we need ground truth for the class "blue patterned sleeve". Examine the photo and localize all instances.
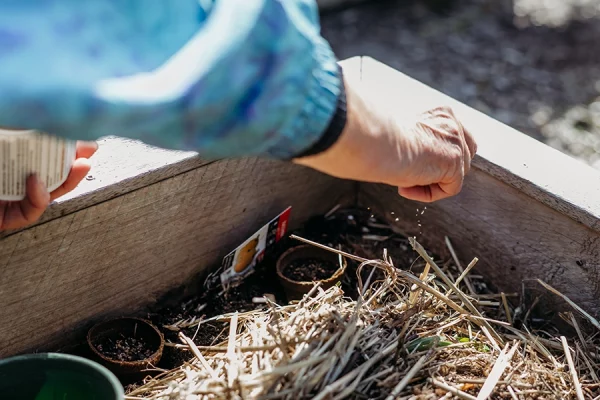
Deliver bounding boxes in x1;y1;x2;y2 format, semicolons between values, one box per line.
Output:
0;0;341;159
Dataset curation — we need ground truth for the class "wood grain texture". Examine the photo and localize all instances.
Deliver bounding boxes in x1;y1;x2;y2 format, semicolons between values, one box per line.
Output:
0;158;352;357
360;57;600;316
0;137;209;239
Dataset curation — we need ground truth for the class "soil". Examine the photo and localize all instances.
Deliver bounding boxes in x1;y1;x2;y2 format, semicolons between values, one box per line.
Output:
65;206;448;393
282;258;339;282
94;334;155;362
129;207;415;376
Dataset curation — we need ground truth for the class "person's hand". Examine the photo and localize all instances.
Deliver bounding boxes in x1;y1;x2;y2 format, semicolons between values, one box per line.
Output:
0;141;98;231
294;77;477;203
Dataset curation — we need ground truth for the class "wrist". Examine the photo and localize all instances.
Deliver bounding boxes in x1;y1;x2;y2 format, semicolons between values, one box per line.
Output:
291;64;348;160
293;74;379;180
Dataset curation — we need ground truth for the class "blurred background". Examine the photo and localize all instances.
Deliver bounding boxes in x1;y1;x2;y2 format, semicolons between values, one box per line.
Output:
320;0;600;169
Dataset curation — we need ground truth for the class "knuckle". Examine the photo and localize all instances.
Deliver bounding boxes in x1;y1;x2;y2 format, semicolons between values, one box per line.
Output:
435;105;456;119
446;147;465;175
432;105;453;114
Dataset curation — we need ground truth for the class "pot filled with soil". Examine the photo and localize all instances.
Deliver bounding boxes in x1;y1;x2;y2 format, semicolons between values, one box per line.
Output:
87;317;164;380
276;244;346;300
0;353;123;400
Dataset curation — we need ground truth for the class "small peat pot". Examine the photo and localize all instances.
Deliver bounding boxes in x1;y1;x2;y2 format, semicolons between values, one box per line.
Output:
0;352;123;400
276;244;347;301
87;317;164;380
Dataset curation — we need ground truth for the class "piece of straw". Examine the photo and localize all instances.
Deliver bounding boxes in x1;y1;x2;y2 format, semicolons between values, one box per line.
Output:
561;336;585;400
430;378;477;400
445;236;477;295
385;346;435;400
538;279;600;330
501;292;513;325
476;341;519;399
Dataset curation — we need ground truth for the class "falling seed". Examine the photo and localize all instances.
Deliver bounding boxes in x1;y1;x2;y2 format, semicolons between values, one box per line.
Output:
391;211;395;215
418;224;422;227
395;218;399;221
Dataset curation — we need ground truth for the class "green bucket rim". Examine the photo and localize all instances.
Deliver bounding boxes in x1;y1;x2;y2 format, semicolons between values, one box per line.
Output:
0;352;124;399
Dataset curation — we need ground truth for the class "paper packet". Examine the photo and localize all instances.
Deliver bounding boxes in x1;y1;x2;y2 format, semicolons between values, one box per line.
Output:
0;129;76;201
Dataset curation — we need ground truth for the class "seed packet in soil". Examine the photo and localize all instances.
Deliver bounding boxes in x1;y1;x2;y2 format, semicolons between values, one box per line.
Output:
205;207;291;292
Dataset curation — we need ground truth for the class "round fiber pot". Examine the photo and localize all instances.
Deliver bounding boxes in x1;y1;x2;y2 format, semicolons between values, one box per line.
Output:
0;352;123;400
87;317;164;379
276;245;347;301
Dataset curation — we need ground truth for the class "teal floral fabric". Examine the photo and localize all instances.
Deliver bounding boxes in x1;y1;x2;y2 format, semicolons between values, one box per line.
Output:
0;0;341;159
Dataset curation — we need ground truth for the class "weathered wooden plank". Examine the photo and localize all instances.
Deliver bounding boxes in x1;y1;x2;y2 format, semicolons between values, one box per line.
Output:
0;137;208;239
359;57;600;316
0;158;353;357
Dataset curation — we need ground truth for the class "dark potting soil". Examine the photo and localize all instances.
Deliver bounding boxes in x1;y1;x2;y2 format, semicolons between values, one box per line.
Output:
142;246;289;373
282;258;339;282
94;334;155;362
83;207;432;393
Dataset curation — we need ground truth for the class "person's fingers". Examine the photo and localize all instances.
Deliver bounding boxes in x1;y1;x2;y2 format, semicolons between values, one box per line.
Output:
399;173;464;203
48;141;96;201
461;134;472;176
0;201;6;230
50;158;92;201
76;141;98;159
0;175;50;230
398;184;448;203
398;186;434;202
461;123;477;160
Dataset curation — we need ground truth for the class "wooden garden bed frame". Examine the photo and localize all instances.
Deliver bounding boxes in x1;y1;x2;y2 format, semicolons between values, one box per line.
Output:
1;57;599;358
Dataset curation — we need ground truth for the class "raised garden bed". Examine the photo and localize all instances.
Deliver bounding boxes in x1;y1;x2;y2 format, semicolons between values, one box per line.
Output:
1;57;600;398
85;206;599;399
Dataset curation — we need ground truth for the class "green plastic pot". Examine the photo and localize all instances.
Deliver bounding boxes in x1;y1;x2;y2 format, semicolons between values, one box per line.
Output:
0;353;124;400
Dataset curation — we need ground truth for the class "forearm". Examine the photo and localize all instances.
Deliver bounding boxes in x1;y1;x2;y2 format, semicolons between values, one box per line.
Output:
0;0;343;159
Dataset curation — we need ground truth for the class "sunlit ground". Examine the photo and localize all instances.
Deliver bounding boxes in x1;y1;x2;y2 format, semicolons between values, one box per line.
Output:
322;0;600;169
513;0;600;27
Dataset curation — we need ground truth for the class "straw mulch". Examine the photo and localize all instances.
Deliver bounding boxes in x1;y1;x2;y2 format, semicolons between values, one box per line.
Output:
127;237;600;400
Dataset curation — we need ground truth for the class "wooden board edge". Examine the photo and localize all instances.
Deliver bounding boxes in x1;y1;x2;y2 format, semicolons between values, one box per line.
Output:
0;137;210;239
360;56;600;233
358;179;600;318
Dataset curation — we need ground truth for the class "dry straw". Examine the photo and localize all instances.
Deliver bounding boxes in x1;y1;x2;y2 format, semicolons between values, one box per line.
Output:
127;236;600;399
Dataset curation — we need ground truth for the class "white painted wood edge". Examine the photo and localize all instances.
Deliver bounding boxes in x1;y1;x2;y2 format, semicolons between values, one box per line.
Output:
361;56;600;231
